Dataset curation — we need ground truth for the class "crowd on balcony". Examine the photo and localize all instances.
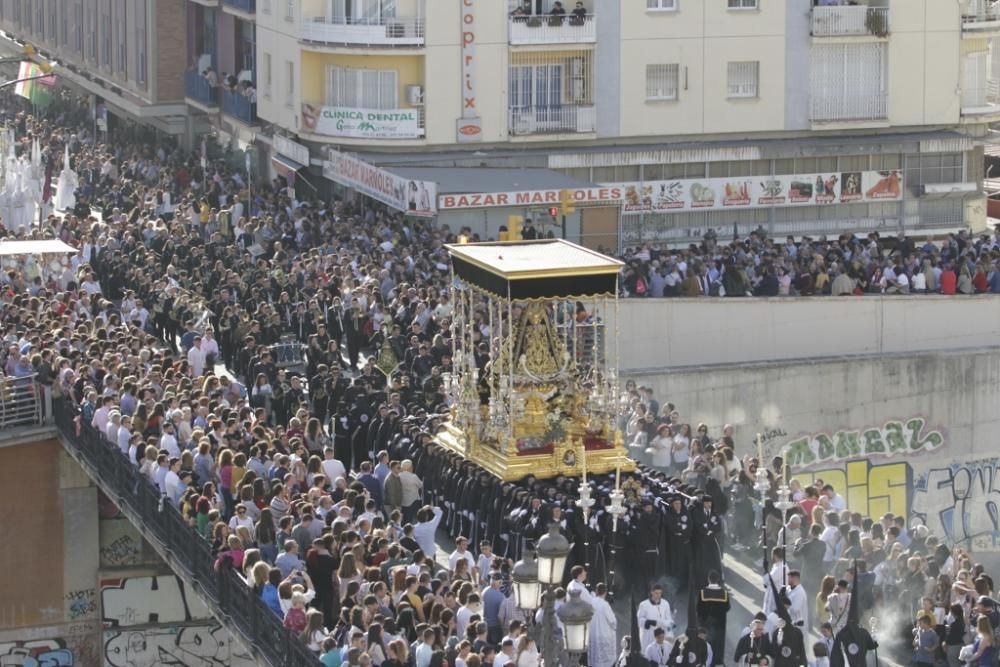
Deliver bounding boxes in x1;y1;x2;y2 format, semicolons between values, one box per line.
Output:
617;227;1000;297
510;0;589;24
1;87;997;667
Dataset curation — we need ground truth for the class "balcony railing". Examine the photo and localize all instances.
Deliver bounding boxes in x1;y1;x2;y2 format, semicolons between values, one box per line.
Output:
963;0;1000;29
509;14;597;45
509;105;596;135
52;399;322;667
223;0;256;13
222;88;258;124
811;5;889;37
185;70;219;107
299;16;425;46
0;374;43;429
810;94;887;122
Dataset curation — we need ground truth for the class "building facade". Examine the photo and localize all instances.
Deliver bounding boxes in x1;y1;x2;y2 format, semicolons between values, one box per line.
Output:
0;0;191;138
249;0;1000;247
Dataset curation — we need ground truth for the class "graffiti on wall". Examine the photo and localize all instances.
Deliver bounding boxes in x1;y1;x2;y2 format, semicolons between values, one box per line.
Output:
0;638;75;666
793;460;911;520
782;417;944;468
100;576;209;629
912;459;1000;551
103;625;254;667
64;589;97;621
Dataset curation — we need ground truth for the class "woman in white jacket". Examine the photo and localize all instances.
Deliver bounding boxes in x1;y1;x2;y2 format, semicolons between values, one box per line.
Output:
647;424;674;471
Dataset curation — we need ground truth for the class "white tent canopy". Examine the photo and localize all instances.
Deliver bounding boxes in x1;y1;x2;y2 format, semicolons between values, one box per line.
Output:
0;239;77;256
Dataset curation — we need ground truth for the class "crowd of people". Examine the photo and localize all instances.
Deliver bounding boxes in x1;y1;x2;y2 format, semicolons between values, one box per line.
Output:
2;87;996;667
618;228;1000;297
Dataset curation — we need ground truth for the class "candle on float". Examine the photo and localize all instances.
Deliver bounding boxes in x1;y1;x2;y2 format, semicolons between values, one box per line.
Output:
784;460;790;484
615;456;621;488
757;433;763;464
581;444;587;483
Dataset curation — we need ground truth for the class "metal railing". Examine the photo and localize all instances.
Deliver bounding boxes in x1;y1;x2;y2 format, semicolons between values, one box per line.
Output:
222;88;258;124
509;14;597;45
962;79;1000;112
508;104;596;135
963;0;1000;27
223;0;256;12
0;374;43;428
185;70;219;107
810;93;887;122
52;399;321;667
811;5;889;37
299;15;425;46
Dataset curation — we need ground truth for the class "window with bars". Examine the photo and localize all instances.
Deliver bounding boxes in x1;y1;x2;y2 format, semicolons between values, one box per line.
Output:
326;66;399;109
88;0;98;62
49;0;57;43
904;153;964;188
101;3;112;68
285;60;294;106
285;0;294;21
727;0;757;8
810;43;887;121
646;64;679;100
727;61;759;98
115;0;126;74
36;1;44;37
262;0;271;14
263;53;272;98
647;0;677;9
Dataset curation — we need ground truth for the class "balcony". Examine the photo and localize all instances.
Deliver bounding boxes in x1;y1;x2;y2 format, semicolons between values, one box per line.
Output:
509;105;596;135
222;88;258;124
963;0;1000;31
811;5;889;38
509;14;597;45
299;16;425;47
185;70;218;108
810;94;887;123
222;0;255;13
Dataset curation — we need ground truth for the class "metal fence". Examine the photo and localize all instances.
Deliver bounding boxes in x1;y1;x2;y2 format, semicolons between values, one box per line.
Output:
0;374;43;428
52;400;321;667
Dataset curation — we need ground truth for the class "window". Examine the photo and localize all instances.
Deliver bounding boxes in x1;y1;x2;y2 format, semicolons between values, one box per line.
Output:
646;64;679;100
727;0;757;8
101;1;112;67
285;60;294;105
810;43;886;121
646;0;677;9
509;65;562;110
49;0;58;43
36;1;44;37
135;0;147;85
115;0;127;74
73;0;83;52
263;53;272;98
327;66;399;109
727;61;759;98
285;0;294;21
262;0;271;13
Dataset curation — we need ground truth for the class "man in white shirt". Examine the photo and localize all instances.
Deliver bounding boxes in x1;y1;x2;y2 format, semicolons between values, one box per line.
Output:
448;536;477;578
105;411;121;446
160;421;180;459
644;627;673;667
321;448;346;490
823;484;847;512
820;513;843;563
567;565;593;605
493;638;516;667
762;547;789;615
786;570;809;629
91;396;112;433
637;584;675;650
187;335;207;378
412;505;443;557
455;593;482;638
116;415;133;456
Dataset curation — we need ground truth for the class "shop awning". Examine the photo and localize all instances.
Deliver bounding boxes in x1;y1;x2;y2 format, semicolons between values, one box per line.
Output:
271;153;307;177
0;239;77;256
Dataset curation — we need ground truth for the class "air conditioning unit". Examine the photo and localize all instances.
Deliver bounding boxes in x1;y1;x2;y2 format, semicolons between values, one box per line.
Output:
920;183;977;195
406;85;424;106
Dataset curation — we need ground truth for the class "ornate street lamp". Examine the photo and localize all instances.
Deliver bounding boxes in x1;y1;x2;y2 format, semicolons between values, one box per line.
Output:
511;556;542;612
558;588;595;655
536;524;570;585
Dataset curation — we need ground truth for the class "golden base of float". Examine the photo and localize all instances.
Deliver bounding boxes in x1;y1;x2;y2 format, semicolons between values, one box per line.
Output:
434;415;636;482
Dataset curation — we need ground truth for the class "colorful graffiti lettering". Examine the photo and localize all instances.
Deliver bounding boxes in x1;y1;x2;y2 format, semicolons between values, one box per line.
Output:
783;417;944;467
64;589;97;620
100;576;209;629
912;459;1000;551
103;625;254;667
793;460;910;519
0;639;75;666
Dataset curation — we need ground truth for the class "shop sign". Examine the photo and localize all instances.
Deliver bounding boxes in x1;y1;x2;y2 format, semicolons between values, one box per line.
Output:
324;149;436;216
302;104;420;139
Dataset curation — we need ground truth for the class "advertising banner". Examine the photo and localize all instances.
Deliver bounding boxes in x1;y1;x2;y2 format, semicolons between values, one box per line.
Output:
609;170;902;215
302;104;420;139
438;186;623;211
324;149;437;217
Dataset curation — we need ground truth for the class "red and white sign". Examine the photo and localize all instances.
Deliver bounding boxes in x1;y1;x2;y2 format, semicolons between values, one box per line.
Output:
438;187;623;211
325;149;437;217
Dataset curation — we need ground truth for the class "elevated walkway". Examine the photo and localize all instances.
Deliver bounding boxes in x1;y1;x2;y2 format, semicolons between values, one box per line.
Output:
49;400;321;667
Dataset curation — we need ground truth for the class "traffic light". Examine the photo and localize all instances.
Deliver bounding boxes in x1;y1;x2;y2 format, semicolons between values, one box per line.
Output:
559;189;576;216
507;215;523;240
548;207;558;218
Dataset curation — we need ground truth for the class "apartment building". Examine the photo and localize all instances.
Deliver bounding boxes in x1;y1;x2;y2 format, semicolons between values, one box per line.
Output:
182;0;260;152
248;0;1000;247
0;0;190;138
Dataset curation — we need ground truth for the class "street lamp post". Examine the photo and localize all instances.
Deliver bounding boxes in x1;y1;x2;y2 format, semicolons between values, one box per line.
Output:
558;589;595;664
